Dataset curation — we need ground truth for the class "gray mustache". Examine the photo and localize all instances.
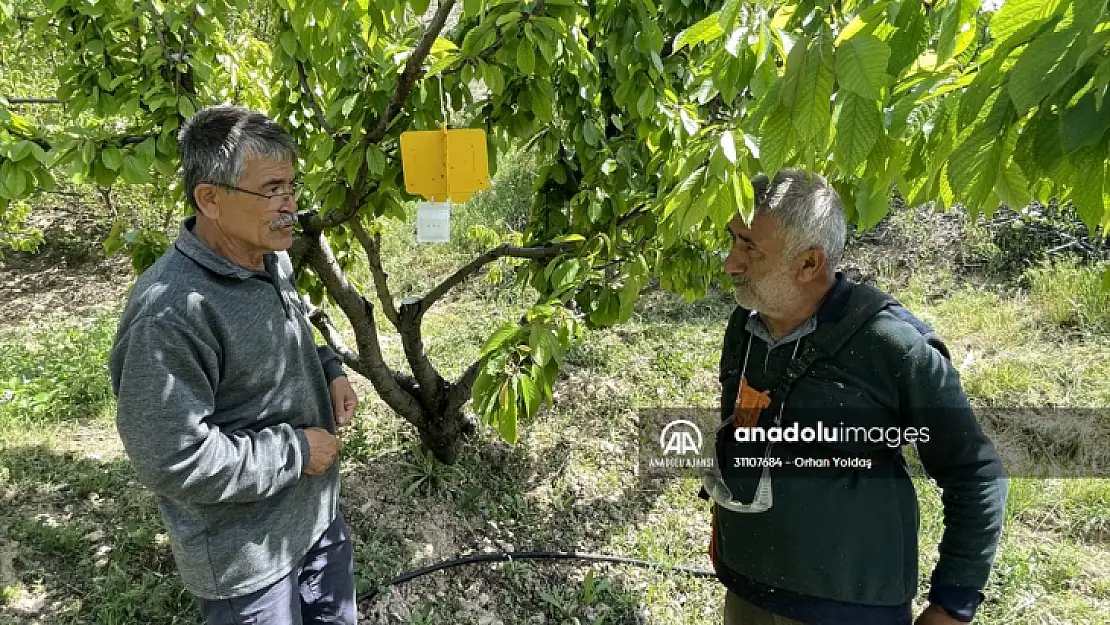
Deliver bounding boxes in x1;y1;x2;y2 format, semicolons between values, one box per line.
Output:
268;213;297;230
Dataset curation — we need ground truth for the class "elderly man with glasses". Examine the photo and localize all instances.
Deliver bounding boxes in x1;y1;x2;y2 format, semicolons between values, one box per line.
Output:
109;104;360;624
702;169;1008;625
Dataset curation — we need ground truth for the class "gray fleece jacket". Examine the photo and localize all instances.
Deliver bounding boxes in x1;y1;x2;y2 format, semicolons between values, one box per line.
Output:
108;216;346;600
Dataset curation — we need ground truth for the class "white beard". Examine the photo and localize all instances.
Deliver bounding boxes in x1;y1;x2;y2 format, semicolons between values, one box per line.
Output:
731;262;799;315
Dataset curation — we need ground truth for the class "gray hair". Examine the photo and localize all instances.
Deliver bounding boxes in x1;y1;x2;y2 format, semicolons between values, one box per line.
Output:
751;169;846;269
177;104;298;212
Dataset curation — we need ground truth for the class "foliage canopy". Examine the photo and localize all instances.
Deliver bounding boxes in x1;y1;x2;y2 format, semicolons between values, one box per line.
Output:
1;0;1108;452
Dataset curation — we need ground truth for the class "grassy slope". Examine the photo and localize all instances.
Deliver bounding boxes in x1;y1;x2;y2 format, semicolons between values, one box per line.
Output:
2;197;1109;624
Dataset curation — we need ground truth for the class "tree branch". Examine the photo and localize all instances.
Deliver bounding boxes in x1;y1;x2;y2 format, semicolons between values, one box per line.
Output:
4;97;61;105
303;231;425;424
419;241;580;314
617;206;649;226
398;298;446;411
295;59;336;136
368;0;456;145
317;0;457;229
5;130;51;151
306;304;363;371
447;360;483;412
4;129;155;152
350;218;401;330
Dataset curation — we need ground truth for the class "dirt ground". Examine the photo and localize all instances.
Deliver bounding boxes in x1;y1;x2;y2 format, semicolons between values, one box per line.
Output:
0;210;136;326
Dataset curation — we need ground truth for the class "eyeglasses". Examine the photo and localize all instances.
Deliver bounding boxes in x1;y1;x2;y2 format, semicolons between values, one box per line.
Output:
700;455;774;513
698;365;788;514
209;181;304;203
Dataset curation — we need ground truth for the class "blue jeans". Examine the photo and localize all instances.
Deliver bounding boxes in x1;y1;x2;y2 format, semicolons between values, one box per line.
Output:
194;512;356;625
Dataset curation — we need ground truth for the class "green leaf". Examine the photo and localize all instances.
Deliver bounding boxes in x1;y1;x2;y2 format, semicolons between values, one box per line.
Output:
496;385;518;444
121;155;152;184
835;1;889;44
366;145;386;176
427;51;460;76
280;30;297;57
1069;149;1105;234
178;97;196;119
617;277;643;323
995;164;1031;210
835;34;890;100
720;131;737;164
81;140;96;166
496;11;521;27
29;143;49;166
517;42;535;74
341;95;359;116
989;0;1059;47
101;146;122;171
462;22;497;57
136;137;157;163
637;88;654;118
550;259;581;292
471;369;496;415
431;37;458;54
1093;57;1110;111
792;37;835;142
948;124;1005;213
551;234;585;244
1061;91;1110;155
888;1;927;76
582;120;600;147
481;63;505;94
92;159;117;187
719;0;741;31
9;141;32;162
530;325;554;365
730;169;755;225
1008;29;1075;114
673;12;724;52
0;161;13;199
834;92;882;174
779;39;808;110
519;374;540;418
411;0;431;16
479;323;522;359
1101;267;1110;294
6;166;26;198
854;178;888;230
463;0;482;17
936;0;977;63
759;105;795;176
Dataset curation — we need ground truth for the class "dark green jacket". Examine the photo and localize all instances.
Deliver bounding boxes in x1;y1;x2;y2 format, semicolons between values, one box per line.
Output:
712;275;1008;617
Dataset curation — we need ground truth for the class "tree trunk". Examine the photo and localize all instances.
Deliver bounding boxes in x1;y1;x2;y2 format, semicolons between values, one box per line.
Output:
301;228;491;464
416;402;477;465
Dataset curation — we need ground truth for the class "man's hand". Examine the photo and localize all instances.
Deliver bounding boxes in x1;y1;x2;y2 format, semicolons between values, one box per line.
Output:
915;604;966;625
329;376;358;427
302;427;340;476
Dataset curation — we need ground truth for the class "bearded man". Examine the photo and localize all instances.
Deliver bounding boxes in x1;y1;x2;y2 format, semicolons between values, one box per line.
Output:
704;169;1008;625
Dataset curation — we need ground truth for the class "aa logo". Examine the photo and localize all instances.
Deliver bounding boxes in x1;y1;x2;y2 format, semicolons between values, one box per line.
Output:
659;419;703;456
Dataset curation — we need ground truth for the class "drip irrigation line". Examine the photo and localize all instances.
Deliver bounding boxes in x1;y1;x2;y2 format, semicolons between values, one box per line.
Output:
365;550;716;603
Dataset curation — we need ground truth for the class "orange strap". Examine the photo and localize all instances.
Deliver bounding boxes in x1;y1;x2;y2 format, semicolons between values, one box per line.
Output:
733;376;771;428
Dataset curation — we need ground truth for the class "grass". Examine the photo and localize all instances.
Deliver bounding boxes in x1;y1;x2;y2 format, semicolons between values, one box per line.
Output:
3;173;1110;623
0;313;117;434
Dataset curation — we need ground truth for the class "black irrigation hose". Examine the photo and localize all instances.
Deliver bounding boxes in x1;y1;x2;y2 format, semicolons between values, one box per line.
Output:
365;550;717;603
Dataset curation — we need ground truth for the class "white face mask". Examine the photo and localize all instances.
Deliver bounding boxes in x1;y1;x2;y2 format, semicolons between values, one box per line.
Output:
699;331;802;514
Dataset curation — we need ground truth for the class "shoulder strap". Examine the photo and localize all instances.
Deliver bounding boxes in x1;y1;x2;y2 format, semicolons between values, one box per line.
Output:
769;281;896;404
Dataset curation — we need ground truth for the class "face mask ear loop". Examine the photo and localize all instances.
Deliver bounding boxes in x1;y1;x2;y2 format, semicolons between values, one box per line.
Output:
717;334;754;438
